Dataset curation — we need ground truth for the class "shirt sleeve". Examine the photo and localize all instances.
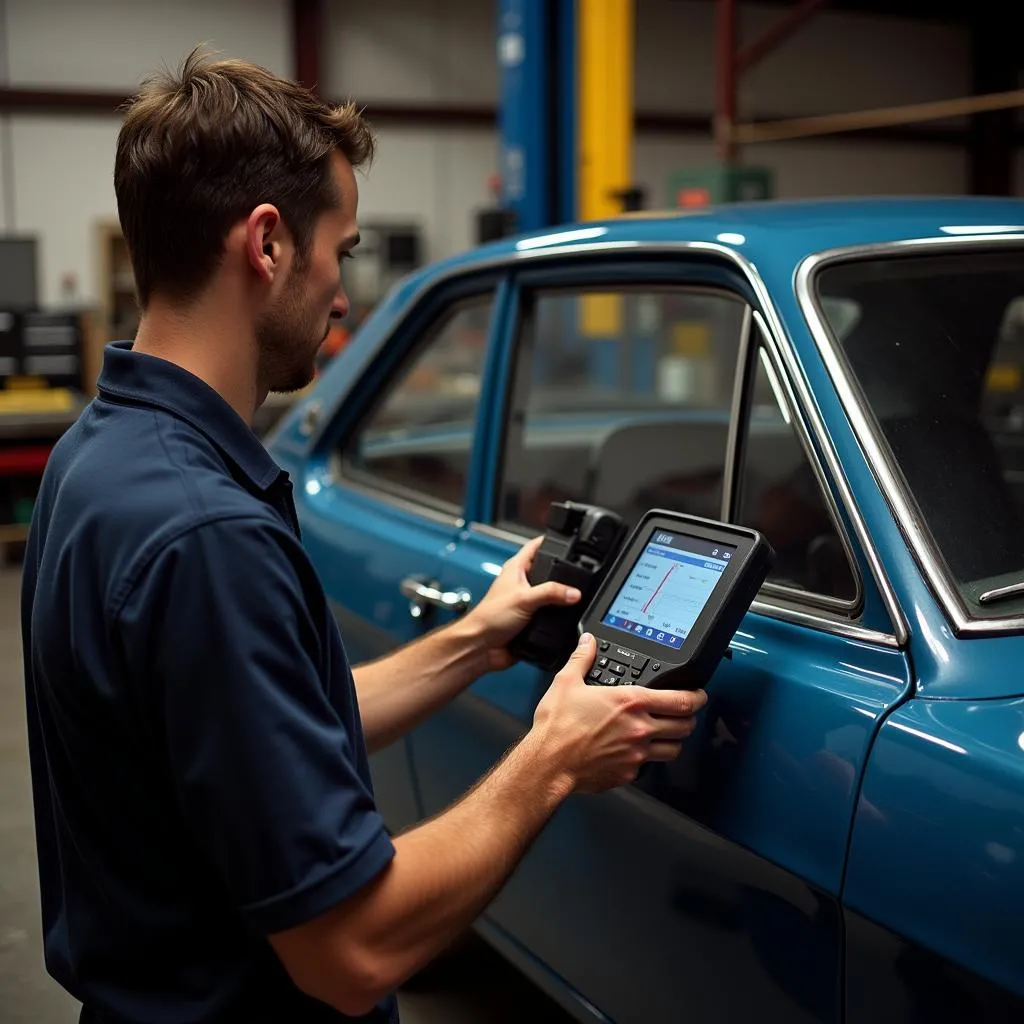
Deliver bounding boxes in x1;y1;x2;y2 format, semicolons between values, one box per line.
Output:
116;514;395;935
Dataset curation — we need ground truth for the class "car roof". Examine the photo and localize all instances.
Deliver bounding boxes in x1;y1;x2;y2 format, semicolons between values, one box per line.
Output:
412;196;1024;285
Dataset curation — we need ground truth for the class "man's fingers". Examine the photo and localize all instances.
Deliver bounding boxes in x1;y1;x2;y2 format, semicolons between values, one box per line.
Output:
522;579;582;610
508;535;544;571
631;687;708;718
646;740;684;763
645;715;699;742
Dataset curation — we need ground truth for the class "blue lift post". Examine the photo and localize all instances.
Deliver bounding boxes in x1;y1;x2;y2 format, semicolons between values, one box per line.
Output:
496;0;577;232
497;2;641;395
497;0;578;388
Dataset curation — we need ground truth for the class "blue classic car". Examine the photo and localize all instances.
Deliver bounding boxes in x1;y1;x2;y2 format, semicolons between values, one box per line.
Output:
268;199;1024;1023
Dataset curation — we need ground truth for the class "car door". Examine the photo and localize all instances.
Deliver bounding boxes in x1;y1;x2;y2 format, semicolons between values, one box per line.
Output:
286;281;501;832
411;258;913;1023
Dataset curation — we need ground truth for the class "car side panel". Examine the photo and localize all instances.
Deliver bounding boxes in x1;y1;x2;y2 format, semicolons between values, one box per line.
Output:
412;527;911;1023
290;454;460;832
416;686;840;1023
844;697;1024;1005
845;911;1023;1024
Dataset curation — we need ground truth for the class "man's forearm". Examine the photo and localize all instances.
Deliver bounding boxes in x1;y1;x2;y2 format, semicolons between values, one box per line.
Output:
353;616;492;753
306;726;572;1011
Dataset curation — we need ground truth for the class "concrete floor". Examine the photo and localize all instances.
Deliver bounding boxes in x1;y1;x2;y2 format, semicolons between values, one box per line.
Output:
0;565;573;1023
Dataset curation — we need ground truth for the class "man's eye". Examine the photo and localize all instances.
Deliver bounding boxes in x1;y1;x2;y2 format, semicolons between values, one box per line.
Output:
338;251;357;263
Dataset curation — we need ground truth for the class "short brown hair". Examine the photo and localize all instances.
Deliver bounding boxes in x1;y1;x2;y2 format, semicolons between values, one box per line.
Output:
115;48;374;308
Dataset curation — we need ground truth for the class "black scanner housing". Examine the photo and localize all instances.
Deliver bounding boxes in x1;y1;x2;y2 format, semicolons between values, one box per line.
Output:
580;510;776;690
508;501;628;671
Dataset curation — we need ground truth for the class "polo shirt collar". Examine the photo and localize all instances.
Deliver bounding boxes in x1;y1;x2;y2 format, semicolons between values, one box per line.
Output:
97;341;283;492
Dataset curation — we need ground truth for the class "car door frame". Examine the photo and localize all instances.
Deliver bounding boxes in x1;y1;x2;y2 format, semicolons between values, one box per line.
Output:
407;248;915;1023
468;250;903;648
286;267;514;829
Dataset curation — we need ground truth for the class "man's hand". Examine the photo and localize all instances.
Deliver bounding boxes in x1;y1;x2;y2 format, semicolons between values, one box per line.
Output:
464;535;582;672
271;636;707;1016
531;633;708;793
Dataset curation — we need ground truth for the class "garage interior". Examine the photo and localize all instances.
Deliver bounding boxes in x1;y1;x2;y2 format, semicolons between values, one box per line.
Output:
1;0;1022;1021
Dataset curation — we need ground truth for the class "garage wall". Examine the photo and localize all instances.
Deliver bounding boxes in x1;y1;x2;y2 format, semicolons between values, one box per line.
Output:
636;0;970;117
0;0;997;307
328;0;972;208
0;0;290;305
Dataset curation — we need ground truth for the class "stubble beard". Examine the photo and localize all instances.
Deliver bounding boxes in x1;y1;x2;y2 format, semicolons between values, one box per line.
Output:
256;268;324;394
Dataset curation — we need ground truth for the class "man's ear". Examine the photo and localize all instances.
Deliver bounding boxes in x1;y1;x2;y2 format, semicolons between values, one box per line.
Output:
245;204;284;283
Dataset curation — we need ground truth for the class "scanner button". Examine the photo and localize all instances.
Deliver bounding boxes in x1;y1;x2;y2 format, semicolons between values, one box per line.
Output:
599;641;610;652
603;674;619;686
588;668;603;682
609;663;625;676
614;649;649;672
597;657;609;668
630;668;643;679
652;662;661;672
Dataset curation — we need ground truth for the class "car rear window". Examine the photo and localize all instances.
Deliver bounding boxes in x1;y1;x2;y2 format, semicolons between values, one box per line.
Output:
815;248;1024;614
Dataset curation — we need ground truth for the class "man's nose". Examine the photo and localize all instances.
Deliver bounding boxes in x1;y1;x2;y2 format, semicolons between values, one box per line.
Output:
331;289;350;321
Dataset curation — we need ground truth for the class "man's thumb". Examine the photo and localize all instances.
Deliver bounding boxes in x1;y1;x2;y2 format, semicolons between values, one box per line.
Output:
565;632;597;670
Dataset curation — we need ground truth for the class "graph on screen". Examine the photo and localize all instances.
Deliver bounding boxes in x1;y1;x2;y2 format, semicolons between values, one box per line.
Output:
603;542;728;647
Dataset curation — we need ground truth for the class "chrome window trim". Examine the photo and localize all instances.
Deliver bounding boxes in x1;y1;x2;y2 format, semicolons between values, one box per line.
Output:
749;313;863;614
314;239;905;647
720;303;754;520
326;452;465;529
468;521;533;546
796;235;1024;637
749;599;899;648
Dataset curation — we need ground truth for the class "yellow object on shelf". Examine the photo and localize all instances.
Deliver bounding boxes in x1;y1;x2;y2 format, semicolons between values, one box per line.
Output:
581;293;623;337
0;388;77;414
987;364;1022;393
671;322;711;357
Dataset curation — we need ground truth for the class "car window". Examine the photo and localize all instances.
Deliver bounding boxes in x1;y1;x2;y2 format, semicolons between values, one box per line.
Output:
816;249;1024;614
341;296;492;511
735;346;858;603
497;286;747;532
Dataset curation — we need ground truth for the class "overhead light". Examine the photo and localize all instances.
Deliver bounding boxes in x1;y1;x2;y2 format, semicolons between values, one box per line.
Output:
716;232;746;245
516;227;609;250
891;722;966;756
758;348;791;425
305;479;322;496
939;225;1024;235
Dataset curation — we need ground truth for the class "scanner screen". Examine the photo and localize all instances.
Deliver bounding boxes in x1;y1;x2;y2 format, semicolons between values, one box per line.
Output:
601;531;735;650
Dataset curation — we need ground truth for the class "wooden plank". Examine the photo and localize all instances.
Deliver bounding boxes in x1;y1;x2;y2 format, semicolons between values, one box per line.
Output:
733;89;1024;144
0;523;30;543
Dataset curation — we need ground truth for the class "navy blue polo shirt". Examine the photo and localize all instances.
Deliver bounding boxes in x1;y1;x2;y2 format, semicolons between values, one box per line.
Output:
21;342;398;1024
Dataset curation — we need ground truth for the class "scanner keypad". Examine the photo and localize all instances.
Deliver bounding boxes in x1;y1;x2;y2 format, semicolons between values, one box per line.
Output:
587;644;653;685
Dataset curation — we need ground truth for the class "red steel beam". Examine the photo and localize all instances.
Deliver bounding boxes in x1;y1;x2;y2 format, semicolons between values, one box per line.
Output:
293;0;322;93
715;0;738;160
736;0;827;75
0;88;1002;146
0;88;128;113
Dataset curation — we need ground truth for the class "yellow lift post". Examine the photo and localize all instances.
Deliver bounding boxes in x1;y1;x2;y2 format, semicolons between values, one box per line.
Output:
577;0;635;342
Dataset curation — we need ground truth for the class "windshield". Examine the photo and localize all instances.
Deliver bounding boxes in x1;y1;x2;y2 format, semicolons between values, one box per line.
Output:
815;248;1024;615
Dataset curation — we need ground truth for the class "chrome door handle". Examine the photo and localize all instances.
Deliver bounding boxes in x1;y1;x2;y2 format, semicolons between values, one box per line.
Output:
400;577;473;616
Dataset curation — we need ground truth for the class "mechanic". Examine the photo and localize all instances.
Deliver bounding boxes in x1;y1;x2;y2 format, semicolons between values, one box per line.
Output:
21;52;707;1024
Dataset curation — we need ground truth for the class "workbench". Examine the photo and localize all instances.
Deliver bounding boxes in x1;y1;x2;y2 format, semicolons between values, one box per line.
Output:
0;390;87;559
